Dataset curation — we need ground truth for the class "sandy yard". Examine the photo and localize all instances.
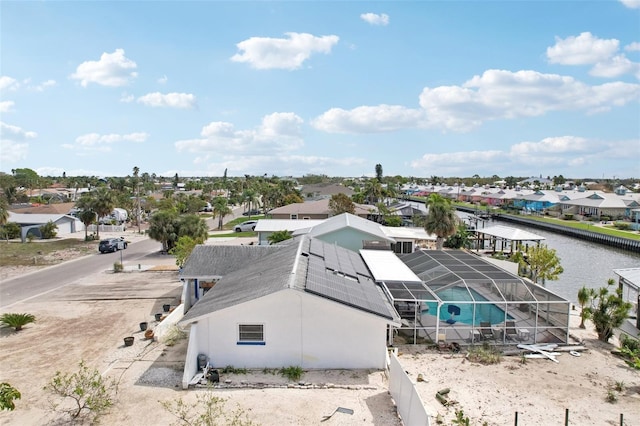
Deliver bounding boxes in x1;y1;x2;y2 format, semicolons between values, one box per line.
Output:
0;237;639;425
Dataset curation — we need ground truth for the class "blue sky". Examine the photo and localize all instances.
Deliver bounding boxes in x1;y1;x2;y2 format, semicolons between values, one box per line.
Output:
1;0;639;179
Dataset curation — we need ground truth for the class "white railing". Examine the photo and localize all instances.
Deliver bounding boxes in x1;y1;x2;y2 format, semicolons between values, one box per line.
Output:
87;224;126;233
388;350;430;426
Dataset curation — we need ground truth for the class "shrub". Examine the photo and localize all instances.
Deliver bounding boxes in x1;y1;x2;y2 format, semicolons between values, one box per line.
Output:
39;221;58;239
0;313;36;331
0;383;21;411
466;343;502;365
113;262;123;273
584;279;633;342
162;325;187;346
280;366;303;381
161;391;256;426
600;216;610;222
562;214;574;220
44;360;117;422
221;365;247;374
613;222;631;231
0;222;21;240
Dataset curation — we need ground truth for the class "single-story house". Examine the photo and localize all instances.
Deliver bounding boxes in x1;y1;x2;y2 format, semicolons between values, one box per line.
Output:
179;245;281;312
6;212;84;241
253;219;324;246
179;236;400;388
291;212;434;254
299;183;354;200
268;198;373;219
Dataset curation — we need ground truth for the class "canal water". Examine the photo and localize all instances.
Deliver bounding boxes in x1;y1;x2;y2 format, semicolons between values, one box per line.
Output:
474;217;640;303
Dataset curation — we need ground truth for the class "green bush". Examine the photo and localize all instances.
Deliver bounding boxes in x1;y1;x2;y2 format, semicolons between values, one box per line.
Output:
600;216;610;222
613;222;631;231
562;214;574;220
0;313;36;331
113;262;123;273
43;360;116;422
0;383;21;411
279;366;303;381
0;222;21;240
161;392;256;426
39;221;58;239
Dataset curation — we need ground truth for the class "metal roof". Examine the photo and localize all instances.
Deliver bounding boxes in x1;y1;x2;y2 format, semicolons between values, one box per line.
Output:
7;212;78;224
360;249;422;283
614;267;640;290
474;225;545;242
304;213;395;242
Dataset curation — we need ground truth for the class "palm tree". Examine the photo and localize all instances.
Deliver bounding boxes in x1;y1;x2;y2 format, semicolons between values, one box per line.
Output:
212;197;232;230
91;187;116;240
78;209;96;241
363;179;383;205
577;286;595;329
243;189;259;217
148;210;178;252
424;193;459;249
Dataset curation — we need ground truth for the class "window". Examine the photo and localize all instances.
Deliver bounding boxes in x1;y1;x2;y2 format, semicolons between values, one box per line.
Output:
392;241;414;254
290;214;298;219
238;324;264;345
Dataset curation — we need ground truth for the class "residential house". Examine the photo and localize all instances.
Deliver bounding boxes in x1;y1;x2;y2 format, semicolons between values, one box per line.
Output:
179;245;280;312
299;183;354;200
6;212;83;241
268;198;373;219
559;192;640;220
178;236;400;388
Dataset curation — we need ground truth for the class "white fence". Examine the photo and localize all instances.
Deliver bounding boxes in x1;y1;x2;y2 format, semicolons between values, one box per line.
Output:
388;350;430;426
87;224;126;233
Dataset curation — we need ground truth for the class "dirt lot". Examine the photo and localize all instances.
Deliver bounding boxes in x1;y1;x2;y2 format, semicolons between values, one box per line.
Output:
0;240;639;425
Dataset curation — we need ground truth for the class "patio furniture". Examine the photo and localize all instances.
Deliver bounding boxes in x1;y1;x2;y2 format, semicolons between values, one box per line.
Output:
480;322;494;340
505;320;519;340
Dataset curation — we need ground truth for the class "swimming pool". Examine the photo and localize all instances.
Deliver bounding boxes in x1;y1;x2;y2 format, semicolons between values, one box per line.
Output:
423;287;513;325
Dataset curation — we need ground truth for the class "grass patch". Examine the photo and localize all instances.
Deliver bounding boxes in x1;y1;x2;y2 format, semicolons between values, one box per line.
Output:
224;215;265;229
0;239;97;267
222;365;247;374
209;231;256;238
279;366;303;381
504;214;640;240
466;343;502;365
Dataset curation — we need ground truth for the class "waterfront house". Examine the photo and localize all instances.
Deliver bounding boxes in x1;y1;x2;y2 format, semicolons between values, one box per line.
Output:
179;236;400;388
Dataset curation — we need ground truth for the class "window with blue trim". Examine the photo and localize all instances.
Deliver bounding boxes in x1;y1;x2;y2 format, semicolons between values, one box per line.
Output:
238;324;264;345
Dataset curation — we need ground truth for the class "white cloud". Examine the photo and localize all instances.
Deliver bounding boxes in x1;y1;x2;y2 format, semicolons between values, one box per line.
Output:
68;131;149;154
314;69;640;133
120;93;134;103
0;76;19;91
0;139;29;163
177;112;304;155
312;105;425;133
230;32;339;70
137;92;196;109
510;136;590;156
157;75;168;84
0;121;35;164
70;49;138;87
625;42;640;51
409;135;634;176
27;79;56;92
547;32;619;65
0;101;15;112
0;121;37;140
590;55;640;78
620;0;640;8
546;32;639;79
360;12;389;26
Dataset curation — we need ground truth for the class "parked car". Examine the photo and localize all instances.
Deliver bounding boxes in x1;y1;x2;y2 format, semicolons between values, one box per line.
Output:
234;220;257;232
99;237;127;253
242;209;261;216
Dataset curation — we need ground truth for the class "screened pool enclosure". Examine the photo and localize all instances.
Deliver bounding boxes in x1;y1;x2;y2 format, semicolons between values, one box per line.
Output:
371;250;570;346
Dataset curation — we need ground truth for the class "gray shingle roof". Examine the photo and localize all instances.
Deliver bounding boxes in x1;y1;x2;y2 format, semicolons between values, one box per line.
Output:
180;236;398;325
180;245;281;279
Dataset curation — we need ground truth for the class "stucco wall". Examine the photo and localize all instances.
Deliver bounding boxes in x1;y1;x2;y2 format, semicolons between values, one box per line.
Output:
194;289;389;369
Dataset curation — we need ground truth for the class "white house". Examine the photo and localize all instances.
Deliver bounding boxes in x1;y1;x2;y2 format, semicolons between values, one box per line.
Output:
7;212;84;241
178;236;400;388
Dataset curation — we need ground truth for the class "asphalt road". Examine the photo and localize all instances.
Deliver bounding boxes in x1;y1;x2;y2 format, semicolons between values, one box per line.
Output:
1;205;250;309
0;238;163;309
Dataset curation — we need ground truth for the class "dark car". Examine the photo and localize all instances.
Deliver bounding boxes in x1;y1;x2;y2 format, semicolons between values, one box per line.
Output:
99;238;127;253
242;209;261;216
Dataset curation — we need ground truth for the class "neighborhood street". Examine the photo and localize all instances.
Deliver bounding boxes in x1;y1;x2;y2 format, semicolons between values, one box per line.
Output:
0;238;164;309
